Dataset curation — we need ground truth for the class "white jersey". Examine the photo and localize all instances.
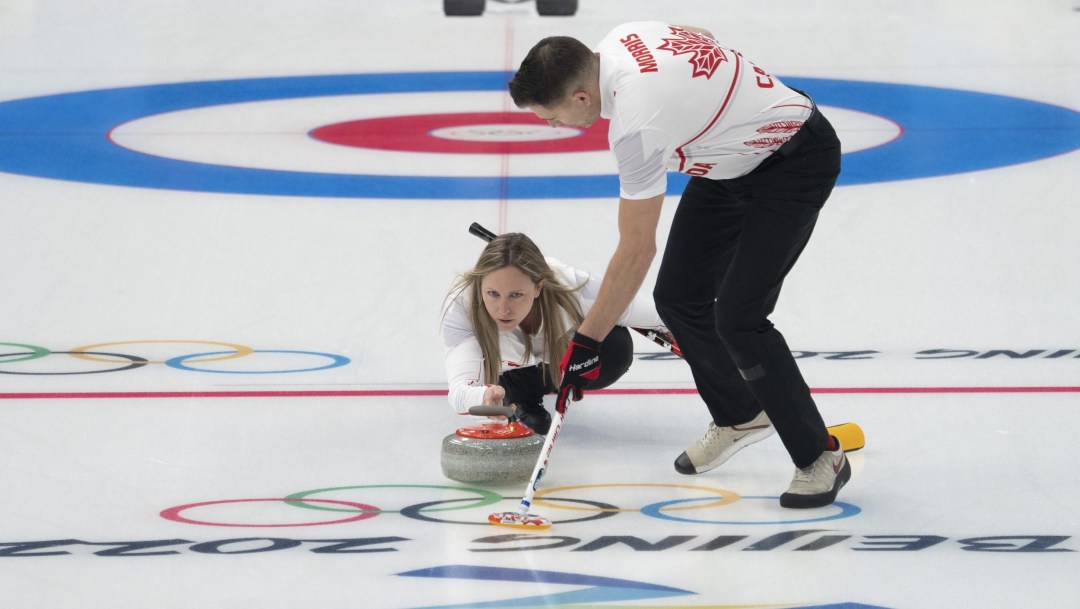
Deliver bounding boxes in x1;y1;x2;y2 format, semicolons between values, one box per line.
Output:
596;21;814;200
441;258;663;416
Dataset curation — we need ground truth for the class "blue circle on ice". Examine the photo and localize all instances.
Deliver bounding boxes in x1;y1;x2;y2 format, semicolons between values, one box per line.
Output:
0;72;1077;199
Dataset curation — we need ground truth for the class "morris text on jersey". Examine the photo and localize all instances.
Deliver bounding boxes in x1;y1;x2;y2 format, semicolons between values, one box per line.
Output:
619;33;659;74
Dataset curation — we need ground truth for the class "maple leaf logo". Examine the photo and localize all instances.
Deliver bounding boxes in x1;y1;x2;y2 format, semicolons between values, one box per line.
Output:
656;27;727;79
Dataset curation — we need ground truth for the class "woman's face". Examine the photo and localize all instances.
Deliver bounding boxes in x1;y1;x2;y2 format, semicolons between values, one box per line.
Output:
481;265;543;332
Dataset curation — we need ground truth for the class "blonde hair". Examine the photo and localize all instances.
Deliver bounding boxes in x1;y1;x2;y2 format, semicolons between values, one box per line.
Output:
448;233;584;388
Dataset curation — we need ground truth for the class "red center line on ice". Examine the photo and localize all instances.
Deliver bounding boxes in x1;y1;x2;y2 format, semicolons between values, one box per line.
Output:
1;386;1079;399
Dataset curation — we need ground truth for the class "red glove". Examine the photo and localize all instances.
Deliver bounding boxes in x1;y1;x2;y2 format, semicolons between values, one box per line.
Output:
557;332;602;410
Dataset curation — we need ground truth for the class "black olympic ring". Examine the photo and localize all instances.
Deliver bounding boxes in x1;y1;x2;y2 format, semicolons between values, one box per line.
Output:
0;351;148;375
398;496;620;526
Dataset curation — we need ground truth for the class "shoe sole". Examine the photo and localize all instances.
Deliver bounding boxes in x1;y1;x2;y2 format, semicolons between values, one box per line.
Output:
674;425;775;475
779;454;852;509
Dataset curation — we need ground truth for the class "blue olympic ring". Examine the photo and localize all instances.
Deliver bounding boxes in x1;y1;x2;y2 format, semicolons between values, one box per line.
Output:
0;72;1076;199
165;350;350;374
640;496;861;525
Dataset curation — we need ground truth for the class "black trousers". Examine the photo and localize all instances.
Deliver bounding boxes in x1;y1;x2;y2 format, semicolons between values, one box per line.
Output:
499;325;634;408
653;107;841;469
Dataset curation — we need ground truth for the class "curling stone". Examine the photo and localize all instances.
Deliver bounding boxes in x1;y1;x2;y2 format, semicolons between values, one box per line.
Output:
536;0;577;16
443;0;485;16
441;419;544;485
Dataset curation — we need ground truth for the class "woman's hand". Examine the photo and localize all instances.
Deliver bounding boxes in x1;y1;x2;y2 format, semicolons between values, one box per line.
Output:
482;384;506;406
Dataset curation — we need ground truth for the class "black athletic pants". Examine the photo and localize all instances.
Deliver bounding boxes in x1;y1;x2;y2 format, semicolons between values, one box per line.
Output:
653;106;841;469
499;325;634;409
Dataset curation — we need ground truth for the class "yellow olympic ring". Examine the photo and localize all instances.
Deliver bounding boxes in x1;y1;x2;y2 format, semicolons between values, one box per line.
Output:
69;340;255;365
533;483;740;513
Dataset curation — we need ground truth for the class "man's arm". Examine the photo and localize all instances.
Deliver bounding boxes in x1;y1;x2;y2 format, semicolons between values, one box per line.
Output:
576;193;665;342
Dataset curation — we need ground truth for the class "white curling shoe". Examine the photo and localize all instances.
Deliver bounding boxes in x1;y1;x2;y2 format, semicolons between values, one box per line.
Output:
779;436;852;509
674;410;774;475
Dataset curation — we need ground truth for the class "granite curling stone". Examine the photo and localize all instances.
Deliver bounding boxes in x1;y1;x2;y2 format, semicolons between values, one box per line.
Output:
441;421;544;485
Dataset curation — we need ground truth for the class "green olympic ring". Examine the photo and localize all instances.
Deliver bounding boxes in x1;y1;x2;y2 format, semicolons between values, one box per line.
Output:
284;484;503;514
0;343;52;364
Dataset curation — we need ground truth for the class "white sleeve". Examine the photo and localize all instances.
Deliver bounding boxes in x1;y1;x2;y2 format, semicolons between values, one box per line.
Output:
613;129;671;200
444;339;490;416
441;292;491;416
548;258;665;330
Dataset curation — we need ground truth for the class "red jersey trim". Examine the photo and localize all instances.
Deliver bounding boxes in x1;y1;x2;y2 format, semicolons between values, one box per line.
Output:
674;52;742;172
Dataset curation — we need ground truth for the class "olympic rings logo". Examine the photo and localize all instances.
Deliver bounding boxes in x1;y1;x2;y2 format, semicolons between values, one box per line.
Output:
0;340;350;375
160;483;861;528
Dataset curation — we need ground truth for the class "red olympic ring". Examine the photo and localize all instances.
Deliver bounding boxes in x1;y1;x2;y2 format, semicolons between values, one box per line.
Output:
160;498;381;528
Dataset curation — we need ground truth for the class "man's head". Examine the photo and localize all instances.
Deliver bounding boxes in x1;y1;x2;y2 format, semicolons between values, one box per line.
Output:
509;36;601;129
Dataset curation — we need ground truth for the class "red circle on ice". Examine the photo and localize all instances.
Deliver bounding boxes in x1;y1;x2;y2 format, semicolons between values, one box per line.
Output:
309;112;610;154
